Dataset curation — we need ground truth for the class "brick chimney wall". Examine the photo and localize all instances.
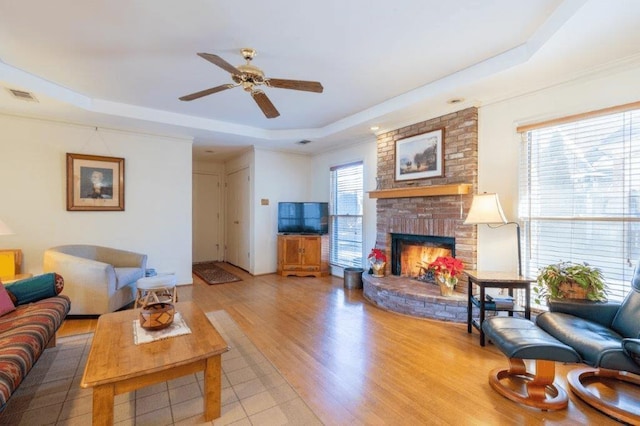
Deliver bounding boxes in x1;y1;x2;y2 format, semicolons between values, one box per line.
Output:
374;107;478;290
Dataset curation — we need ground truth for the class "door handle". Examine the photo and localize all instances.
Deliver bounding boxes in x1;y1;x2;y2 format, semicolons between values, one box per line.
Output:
234;221;239;224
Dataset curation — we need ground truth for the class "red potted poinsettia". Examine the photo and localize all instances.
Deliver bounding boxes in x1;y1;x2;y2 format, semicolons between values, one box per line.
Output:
368;248;387;277
368;248;387;263
428;256;464;295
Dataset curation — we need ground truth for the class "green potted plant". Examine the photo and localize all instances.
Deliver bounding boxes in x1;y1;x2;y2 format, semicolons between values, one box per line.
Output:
533;261;607;304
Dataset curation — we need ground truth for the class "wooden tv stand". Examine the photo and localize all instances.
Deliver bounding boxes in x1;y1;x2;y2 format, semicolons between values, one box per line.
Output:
277;234;329;277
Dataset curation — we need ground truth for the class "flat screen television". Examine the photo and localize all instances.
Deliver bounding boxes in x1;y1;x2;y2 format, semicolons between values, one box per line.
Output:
278;202;329;234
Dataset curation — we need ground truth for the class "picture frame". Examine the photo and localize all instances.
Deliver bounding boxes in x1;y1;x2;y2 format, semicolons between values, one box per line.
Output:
395;128;444;181
66;153;125;211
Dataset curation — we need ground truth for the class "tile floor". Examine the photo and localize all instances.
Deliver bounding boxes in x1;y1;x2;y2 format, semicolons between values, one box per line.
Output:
0;310;322;425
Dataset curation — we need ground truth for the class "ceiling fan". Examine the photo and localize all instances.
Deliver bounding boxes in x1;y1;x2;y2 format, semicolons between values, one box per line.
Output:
179;48;323;119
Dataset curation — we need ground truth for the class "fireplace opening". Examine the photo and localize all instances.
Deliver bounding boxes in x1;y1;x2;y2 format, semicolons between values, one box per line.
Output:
391;233;455;280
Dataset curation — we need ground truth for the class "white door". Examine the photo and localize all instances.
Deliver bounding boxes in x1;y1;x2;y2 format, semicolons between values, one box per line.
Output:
226;168;251;271
192;173;221;262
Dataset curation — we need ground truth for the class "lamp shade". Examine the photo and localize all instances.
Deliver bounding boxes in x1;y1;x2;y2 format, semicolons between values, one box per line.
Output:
0;219;13;236
464;193;508;225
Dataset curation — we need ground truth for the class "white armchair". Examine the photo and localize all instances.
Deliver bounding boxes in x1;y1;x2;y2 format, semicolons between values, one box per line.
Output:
43;245;147;315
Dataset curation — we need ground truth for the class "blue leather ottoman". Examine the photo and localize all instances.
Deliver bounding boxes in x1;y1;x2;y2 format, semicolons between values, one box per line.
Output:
482;316;581;410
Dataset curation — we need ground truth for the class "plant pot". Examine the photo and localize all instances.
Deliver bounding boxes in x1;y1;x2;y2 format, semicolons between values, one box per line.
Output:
558;282;589;299
370;261;386;277
437;275;457;297
438;283;455;297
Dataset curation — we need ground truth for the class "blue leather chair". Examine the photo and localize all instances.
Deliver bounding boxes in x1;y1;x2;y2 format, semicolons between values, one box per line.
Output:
536;264;640;423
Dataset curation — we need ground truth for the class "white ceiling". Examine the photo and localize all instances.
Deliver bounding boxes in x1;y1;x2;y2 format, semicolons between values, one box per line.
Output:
1;0;639;161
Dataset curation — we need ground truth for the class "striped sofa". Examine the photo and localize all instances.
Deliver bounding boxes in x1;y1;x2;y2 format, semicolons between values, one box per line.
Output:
0;295;71;410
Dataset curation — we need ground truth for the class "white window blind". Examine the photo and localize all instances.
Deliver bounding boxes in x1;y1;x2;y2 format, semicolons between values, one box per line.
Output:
520;107;640;301
330;162;363;268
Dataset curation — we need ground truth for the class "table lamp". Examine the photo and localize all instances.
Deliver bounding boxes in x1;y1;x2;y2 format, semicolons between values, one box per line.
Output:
464;193;522;276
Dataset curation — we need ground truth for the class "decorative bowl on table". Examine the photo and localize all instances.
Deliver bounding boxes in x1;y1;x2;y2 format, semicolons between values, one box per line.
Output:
139;302;175;330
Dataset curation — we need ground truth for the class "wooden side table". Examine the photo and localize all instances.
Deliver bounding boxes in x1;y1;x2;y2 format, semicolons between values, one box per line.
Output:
466;270;535;346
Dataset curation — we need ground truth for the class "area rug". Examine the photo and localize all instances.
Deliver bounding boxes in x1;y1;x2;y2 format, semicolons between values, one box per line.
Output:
192;261;242;285
0;310;321;425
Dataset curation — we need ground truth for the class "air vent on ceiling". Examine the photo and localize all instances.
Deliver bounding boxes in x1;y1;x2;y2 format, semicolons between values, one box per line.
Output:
6;88;38;102
296;139;312;145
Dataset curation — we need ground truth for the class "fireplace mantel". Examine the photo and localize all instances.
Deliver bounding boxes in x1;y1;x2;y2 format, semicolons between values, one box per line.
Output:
368;183;471;199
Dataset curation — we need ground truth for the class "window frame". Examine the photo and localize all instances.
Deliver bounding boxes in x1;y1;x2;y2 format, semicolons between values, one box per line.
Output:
519;102;640;303
329;161;364;269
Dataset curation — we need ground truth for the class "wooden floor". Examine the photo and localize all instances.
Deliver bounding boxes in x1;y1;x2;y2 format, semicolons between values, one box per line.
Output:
59;264;620;425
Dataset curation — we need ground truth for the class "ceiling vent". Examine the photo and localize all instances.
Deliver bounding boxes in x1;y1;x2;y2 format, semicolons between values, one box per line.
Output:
296;139;312;145
6;88;38;102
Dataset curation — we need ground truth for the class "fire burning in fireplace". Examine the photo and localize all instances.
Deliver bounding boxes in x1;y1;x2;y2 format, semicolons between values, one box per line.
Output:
391;233;455;280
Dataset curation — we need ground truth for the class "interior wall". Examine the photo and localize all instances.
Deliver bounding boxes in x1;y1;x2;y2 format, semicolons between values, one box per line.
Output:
0;114;193;284
305;62;640;277
253;148;312;275
310;139;378;276
479;62;640;273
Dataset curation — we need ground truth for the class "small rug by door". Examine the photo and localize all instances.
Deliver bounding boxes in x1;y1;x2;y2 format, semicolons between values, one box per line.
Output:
192;262;242;285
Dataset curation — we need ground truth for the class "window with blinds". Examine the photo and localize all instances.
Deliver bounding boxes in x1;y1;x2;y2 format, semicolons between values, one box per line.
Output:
329;162;363;268
519;106;640;302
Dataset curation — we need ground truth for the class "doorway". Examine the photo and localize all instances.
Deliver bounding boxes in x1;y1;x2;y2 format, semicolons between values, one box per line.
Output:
226;168;250;271
192;172;222;263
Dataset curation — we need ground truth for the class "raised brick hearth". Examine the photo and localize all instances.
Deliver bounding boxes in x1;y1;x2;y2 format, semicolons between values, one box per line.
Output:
363;107;478;321
363;273;467;322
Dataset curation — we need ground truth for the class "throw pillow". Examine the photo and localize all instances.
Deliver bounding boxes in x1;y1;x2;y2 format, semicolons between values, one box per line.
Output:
4;273;64;306
0;283;16;316
54;273;64;294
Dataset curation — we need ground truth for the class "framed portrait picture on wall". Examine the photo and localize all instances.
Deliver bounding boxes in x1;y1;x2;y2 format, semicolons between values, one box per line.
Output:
395;128;444;181
66;153;125;211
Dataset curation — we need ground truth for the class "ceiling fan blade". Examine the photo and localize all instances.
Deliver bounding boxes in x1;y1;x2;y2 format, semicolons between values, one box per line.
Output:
251;90;280;119
267;78;323;93
197;52;241;75
179;84;233;101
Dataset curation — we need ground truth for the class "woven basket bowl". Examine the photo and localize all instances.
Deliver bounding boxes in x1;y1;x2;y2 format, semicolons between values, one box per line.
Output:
139;302;175;330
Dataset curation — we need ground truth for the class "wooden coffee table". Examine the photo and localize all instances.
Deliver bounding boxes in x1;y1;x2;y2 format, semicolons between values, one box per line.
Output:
80;301;228;425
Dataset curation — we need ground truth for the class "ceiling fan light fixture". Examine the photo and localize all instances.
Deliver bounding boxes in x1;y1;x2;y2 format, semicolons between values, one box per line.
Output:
236;63;264;79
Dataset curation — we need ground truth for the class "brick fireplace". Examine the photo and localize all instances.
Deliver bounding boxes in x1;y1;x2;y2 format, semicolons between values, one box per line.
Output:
362;107;478;322
373;107;478;293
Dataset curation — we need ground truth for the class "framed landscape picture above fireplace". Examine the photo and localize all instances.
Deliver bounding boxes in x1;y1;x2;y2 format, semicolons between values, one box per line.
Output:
395;128;444;181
